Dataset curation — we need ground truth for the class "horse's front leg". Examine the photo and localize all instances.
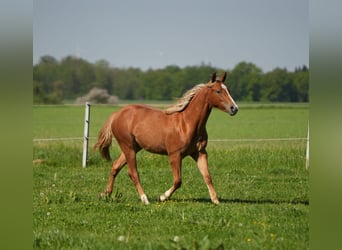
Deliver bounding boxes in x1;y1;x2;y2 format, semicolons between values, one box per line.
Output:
193;150;219;204
159;153;182;202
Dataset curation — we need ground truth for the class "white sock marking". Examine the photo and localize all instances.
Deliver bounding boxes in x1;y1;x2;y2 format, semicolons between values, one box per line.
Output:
159;189;172;202
140;194;150;204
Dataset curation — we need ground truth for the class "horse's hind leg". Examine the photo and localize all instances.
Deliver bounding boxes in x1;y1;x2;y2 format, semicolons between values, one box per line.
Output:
124;150;150;205
159;153;182;202
99;152;127;199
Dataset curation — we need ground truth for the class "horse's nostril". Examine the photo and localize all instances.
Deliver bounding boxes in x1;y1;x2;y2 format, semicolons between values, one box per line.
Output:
231;106;238;114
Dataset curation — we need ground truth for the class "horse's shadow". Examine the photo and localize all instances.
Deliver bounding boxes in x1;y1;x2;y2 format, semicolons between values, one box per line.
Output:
171;197;309;206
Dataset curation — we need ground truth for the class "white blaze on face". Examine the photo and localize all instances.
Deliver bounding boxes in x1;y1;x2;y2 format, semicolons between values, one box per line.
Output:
221;84;238;108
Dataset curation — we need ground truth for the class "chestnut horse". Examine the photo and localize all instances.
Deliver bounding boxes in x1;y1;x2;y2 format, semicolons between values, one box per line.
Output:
94;72;238;204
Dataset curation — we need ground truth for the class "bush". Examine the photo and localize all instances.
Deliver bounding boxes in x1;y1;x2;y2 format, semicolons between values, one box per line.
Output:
75;87;119;104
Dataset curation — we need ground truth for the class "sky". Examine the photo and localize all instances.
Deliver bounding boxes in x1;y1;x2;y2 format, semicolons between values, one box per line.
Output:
33;0;308;72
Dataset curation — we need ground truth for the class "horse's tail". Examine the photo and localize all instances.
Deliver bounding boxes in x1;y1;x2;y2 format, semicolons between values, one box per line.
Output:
93;115;114;161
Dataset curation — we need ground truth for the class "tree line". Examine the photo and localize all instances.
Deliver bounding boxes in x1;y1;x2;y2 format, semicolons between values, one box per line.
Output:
33;55;309;104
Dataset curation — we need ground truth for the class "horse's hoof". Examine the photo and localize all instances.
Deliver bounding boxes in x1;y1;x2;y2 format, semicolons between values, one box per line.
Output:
159;194;167;202
98;192;108;200
212;199;220;205
140;194;150;205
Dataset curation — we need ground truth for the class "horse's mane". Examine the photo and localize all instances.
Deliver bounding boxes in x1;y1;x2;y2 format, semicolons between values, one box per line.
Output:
164;83;206;114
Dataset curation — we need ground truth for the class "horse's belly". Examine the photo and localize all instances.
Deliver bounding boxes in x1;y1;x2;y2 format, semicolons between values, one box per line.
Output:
136;138;167;155
134;133;168;155
145;147;168;155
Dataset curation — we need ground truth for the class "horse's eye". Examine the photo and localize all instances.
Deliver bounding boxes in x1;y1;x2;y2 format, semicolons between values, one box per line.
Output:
216;90;222;94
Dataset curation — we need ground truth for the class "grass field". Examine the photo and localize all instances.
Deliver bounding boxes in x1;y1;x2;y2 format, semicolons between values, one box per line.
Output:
33;104;309;249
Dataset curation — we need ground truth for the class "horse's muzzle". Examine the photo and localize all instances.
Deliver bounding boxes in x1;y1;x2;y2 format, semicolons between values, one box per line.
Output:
229;105;238;116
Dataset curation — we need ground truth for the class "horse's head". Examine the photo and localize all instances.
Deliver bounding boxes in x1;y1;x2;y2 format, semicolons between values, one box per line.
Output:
206;72;238;116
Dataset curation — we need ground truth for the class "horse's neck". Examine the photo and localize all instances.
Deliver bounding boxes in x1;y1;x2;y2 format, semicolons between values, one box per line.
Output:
183;89;211;133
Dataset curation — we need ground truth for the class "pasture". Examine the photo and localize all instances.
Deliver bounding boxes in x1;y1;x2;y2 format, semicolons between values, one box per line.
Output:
33;104;309;249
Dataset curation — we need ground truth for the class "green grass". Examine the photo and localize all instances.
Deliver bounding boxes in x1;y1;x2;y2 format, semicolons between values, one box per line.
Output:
33;104;309;249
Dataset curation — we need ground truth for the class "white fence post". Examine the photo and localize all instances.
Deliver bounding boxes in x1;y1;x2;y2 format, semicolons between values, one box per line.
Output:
82;102;91;168
305;122;309;170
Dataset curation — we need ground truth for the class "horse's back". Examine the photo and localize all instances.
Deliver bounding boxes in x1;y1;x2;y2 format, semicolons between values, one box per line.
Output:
111;104;175;154
114;104;165;122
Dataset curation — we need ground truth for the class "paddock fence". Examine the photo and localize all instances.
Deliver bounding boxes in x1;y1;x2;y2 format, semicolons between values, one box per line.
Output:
33;137;307;143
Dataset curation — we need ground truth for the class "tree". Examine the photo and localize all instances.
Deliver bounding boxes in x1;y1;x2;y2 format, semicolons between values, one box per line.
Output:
33;55;309;103
59;56;96;99
94;59;113;93
229;62;263;101
261;68;297;102
292;68;309;102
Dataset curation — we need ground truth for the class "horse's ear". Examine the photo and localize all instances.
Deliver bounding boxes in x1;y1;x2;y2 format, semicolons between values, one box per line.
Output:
221;72;227;82
211;72;216;83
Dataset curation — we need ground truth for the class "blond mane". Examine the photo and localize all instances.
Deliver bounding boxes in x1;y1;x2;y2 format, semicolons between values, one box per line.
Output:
164;83;206;114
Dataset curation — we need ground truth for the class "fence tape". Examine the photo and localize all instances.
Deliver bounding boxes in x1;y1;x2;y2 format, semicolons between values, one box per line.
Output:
33;137;307;142
209;138;306;142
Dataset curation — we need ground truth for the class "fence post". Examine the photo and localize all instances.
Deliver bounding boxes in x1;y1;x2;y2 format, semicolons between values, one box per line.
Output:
82;102;91;168
305;122;309;170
